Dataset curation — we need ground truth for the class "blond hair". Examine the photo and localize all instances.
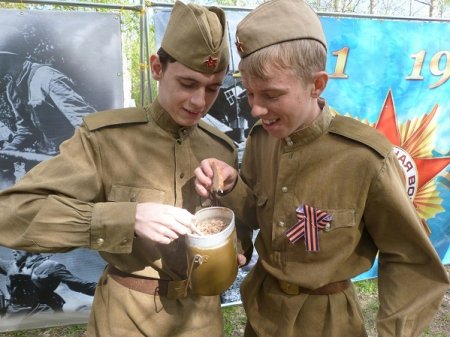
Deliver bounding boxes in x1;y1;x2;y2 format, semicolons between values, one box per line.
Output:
239;39;326;85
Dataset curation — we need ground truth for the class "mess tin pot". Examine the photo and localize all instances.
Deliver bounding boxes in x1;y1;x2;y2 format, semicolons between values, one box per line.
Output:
186;207;238;296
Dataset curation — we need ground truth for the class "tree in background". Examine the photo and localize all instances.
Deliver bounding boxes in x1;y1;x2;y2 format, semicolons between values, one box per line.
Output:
309;0;450;16
0;0;448;108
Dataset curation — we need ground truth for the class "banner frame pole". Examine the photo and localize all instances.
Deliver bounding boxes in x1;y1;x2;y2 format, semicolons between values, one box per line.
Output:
0;0;142;11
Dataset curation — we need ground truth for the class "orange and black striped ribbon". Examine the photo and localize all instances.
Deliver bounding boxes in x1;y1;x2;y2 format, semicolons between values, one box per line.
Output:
286;204;332;251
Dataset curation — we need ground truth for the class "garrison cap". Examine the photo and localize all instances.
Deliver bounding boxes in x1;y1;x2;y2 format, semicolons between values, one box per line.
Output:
161;1;229;74
235;0;327;58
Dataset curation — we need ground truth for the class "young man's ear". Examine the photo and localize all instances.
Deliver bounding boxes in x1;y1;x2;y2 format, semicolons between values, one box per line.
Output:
150;54;163;80
311;71;328;98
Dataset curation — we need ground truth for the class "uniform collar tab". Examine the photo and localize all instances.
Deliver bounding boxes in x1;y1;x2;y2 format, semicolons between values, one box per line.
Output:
284;99;332;148
150;98;196;138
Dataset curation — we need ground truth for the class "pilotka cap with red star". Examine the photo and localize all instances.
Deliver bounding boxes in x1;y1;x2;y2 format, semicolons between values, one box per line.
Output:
161;1;229;74
235;0;327;58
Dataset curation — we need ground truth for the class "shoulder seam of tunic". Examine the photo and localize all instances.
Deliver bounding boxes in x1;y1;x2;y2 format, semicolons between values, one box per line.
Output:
329;115;392;158
198;120;236;151
83;107;149;131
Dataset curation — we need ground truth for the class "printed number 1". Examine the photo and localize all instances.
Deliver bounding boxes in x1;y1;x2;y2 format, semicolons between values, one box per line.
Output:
406;50;450;89
329;47;349;79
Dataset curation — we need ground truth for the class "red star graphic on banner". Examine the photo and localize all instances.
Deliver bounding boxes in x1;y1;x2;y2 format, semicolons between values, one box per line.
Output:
375;91;450;191
204;56;218;68
372;90;450;234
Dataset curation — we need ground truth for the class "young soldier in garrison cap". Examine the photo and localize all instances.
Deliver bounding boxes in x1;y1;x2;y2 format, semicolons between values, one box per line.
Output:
195;0;449;336
0;1;252;336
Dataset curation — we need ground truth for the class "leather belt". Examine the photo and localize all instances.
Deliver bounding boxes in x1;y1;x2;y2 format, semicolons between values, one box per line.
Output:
278;279;351;295
106;265;188;299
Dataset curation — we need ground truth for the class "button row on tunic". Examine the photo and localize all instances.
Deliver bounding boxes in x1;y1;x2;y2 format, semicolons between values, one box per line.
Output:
285;137;294;146
177;129;189;143
96;237;129;247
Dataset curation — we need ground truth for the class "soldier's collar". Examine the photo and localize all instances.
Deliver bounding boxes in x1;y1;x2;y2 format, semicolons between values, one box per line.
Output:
24;254;48;268
283;99;332;149
15;59;33;87
150;98;195;138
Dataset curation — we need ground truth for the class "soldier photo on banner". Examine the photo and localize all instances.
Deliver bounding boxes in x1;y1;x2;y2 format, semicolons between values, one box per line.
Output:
0;9;122;331
0;250;97;317
0;247;105;331
0;25;97;157
0;9;123;187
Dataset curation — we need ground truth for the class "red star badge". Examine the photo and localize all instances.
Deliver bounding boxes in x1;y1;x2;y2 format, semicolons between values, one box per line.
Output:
235;36;244;53
204;56;218;68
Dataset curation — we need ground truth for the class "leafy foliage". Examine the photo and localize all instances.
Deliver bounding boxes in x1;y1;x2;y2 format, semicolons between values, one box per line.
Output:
1;0;448;107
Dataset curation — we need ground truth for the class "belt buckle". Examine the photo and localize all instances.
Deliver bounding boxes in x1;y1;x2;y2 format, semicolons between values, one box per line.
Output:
278;280;299;295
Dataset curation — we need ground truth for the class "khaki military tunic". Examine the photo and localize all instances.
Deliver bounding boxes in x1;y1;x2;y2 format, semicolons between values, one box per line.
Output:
0;98;247;337
222;100;449;337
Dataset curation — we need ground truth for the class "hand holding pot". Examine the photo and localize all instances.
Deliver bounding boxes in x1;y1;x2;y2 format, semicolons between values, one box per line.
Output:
135;202;195;244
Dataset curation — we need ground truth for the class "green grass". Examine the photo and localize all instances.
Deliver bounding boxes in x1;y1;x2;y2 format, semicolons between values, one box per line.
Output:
223;305;247;337
354;278;379;335
354;278;378;295
1;272;449;337
0;310;247;337
0;325;87;337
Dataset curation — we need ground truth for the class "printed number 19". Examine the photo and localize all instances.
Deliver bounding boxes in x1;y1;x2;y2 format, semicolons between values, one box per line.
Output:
406;50;450;89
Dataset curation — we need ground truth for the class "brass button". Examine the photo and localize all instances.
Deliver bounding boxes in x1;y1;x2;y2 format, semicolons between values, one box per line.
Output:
278;221;285;227
285;137;293;146
325;223;331;231
122;238;128;244
180;172;185;179
281;186;288;193
96;238;105;246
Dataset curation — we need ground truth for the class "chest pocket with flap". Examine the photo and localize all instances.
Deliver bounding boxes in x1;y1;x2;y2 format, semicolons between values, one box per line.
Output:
324;209;355;232
108;185;165;203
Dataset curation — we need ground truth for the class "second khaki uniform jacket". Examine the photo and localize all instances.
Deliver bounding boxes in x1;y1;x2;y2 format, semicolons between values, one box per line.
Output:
0;98;250;337
222;100;449;337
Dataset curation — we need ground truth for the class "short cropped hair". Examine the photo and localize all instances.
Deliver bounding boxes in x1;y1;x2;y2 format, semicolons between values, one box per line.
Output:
157;47;176;71
239;39;326;85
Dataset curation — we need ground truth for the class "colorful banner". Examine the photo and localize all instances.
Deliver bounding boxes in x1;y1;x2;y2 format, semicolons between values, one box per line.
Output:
321;15;450;278
153;7;450;299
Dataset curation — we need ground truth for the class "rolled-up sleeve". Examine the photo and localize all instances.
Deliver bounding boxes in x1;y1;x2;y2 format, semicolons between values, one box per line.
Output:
365;153;449;336
0;126;135;254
